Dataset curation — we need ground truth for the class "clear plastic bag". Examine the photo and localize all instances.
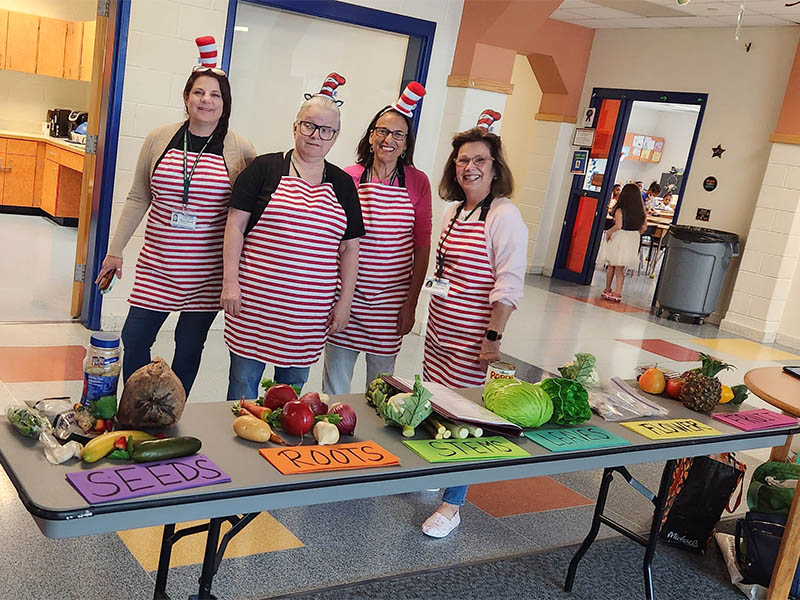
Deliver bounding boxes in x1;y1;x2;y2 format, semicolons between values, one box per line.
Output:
589;377;671;421
4;389;82;464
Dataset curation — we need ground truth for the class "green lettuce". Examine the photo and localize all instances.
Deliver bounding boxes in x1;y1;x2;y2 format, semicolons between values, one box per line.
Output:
376;375;432;437
483;378;553;428
540;378;592;425
558;353;599;387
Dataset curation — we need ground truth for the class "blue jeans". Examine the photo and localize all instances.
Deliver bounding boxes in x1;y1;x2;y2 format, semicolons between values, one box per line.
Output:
226;351;311;400
443;486;468;506
120;306;217;397
321;343;398;395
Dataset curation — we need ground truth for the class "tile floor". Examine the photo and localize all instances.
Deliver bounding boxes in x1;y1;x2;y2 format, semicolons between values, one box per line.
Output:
0;276;796;599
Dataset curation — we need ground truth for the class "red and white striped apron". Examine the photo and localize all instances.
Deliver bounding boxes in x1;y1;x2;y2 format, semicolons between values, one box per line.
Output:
224;176;347;367
129;149;231;312
328;178;415;356
423;215;495;388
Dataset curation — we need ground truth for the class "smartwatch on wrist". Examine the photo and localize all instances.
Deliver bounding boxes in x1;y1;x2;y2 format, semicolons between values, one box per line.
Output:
485;329;503;341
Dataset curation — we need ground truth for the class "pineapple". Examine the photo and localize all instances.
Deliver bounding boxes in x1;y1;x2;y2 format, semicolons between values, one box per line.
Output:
679;353;734;413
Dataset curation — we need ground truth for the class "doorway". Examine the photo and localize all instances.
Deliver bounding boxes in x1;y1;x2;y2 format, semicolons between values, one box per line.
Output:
552;88;707;309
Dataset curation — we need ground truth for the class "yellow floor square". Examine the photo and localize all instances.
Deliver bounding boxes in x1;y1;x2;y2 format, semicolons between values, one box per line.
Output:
688;338;800;362
118;512;303;571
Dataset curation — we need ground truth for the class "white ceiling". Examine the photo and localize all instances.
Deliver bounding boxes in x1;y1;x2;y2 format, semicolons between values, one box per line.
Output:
552;0;800;28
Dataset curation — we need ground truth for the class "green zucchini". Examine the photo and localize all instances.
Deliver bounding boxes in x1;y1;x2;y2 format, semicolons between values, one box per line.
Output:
131;436;202;463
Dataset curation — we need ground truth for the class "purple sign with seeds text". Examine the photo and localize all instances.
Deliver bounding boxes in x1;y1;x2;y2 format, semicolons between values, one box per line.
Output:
712;409;798;432
66;454;230;504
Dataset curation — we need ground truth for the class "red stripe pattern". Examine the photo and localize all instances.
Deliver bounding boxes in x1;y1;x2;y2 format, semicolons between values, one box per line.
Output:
129;149;231;312
328;181;415;356
225;176;347;367
423;219;494;388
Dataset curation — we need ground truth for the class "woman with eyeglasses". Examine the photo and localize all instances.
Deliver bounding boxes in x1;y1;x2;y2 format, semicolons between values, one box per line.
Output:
221;73;364;397
96;36;255;397
322;83;432;394
421;111;528;538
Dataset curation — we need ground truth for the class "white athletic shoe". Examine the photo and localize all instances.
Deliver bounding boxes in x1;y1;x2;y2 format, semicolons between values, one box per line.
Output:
421;510;461;538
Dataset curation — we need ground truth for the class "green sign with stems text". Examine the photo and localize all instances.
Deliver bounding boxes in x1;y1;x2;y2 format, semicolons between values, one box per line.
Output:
403;436;530;463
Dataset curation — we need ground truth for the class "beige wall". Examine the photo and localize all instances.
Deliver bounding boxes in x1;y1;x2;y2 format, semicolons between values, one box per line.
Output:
538;26;800;317
0;70;89;133
781;257;800;346
101;0;465;330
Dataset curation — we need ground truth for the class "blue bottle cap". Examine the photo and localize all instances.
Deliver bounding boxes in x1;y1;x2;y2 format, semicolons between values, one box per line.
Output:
90;333;120;349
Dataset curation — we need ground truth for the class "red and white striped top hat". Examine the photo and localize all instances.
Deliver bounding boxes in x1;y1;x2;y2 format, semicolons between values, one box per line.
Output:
195;36;218;68
389;82;426;118
477;109;502;131
305;73;346;104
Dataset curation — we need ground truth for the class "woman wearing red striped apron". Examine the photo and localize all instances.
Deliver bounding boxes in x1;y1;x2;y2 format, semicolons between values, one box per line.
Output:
421;112;529;538
96;36;255;397
221;74;364;398
323;83;432;394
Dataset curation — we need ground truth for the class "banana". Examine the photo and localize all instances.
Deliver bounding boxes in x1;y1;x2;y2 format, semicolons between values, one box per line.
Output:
81;430;155;463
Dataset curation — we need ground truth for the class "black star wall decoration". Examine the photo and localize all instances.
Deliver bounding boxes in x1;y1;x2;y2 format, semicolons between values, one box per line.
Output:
712;144;726;158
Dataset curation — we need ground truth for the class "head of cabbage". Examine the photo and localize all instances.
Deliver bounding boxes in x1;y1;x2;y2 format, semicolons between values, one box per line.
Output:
483;378;553;428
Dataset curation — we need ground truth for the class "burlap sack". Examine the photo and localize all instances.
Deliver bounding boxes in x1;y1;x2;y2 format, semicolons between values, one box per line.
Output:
117;358;186;427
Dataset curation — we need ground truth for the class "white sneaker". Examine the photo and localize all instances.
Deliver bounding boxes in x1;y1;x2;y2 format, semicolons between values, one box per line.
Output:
422;510;461;538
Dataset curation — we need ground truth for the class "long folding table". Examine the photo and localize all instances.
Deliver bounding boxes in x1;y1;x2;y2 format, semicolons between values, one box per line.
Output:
0;390;796;600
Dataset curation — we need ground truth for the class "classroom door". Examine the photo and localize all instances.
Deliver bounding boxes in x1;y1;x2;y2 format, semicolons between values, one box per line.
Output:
552;97;626;284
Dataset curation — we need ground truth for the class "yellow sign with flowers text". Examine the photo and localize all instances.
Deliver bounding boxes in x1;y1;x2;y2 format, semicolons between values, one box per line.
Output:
621;418;721;440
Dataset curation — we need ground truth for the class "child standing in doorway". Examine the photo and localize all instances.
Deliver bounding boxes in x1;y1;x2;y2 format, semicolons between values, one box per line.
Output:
599;183;648;302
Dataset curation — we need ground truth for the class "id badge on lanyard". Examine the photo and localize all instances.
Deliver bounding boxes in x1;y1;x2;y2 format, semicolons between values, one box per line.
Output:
422;276;450;297
172;129;211;231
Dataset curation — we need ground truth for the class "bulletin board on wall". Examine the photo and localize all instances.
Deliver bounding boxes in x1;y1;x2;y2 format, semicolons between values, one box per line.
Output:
621;133;664;163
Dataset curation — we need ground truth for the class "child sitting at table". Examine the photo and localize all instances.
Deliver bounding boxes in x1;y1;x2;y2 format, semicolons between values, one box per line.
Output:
598;183;648;302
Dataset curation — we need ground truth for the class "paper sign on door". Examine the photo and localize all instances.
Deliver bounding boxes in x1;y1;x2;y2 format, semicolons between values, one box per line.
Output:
259;441;400;475
621;419;721;440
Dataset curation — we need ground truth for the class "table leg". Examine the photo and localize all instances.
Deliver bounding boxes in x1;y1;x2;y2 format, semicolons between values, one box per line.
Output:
642;460;676;600
195;517;223;600
154;523;176;600
564;468;615;592
767;461;800;599
770;434;794;462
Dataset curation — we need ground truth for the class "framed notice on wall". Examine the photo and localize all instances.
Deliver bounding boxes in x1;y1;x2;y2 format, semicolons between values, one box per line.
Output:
573;128;595;147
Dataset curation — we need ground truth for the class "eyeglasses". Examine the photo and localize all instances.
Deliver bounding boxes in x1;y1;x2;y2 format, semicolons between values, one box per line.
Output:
454;155;493;168
373;126;408;141
192;65;227;77
297;120;338;141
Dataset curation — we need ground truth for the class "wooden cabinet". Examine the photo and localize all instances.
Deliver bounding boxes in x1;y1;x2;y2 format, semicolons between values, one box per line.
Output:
64;22;82;80
6;12;39;74
2;155;36;207
39;152;82;218
79;20;95;82
37;17;67;78
0;10;9;69
41;158;59;214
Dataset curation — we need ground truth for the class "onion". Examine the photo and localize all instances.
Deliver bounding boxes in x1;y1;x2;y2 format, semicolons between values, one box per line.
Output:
299;392;329;416
280;401;315;436
328;402;357;436
263;384;298;410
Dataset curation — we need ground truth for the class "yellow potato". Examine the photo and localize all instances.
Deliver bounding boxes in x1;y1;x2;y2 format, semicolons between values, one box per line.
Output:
233;415;272;442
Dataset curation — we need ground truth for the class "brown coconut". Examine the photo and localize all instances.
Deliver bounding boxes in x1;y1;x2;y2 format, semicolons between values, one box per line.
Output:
117;358;186;427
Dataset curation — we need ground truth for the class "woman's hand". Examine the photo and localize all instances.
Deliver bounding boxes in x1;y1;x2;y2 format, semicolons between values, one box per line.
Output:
605;230;614;242
396;300;416;335
327;299;351;334
220;282;242;317
478;338;501;370
96;255;123;283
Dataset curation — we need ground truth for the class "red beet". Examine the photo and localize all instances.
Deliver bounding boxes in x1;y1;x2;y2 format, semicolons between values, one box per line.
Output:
263;384;298;410
280;401;315;436
299;392;329;416
328;402;357;436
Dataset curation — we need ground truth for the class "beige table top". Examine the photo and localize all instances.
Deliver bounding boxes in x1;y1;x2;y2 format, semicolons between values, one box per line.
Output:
744;367;800;416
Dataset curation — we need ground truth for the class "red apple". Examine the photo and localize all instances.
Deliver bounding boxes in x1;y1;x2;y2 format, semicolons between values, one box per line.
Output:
263;384;298;410
299;392;329;416
665;378;685;400
280;401;315;436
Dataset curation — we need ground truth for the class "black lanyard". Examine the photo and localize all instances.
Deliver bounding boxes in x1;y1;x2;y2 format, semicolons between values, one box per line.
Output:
360;160;406;188
435;193;493;279
289;149;326;184
183;129;213;208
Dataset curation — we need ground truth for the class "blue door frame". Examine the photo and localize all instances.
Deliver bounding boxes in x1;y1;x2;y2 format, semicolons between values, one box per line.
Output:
552;88;708;286
82;0;434;330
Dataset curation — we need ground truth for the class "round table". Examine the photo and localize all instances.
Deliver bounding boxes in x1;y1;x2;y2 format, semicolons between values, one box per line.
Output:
744;366;800;600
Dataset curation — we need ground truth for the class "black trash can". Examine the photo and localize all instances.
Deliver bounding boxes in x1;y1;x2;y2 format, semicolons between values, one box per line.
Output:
656;225;740;323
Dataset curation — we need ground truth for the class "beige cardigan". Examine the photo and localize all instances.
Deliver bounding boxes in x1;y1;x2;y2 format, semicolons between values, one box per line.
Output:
108;122;256;257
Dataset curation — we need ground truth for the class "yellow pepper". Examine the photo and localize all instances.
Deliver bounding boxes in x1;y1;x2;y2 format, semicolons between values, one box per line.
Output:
720;385;734;404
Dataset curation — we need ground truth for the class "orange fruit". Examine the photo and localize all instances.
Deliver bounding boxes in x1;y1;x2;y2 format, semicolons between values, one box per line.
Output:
639;367;666;395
